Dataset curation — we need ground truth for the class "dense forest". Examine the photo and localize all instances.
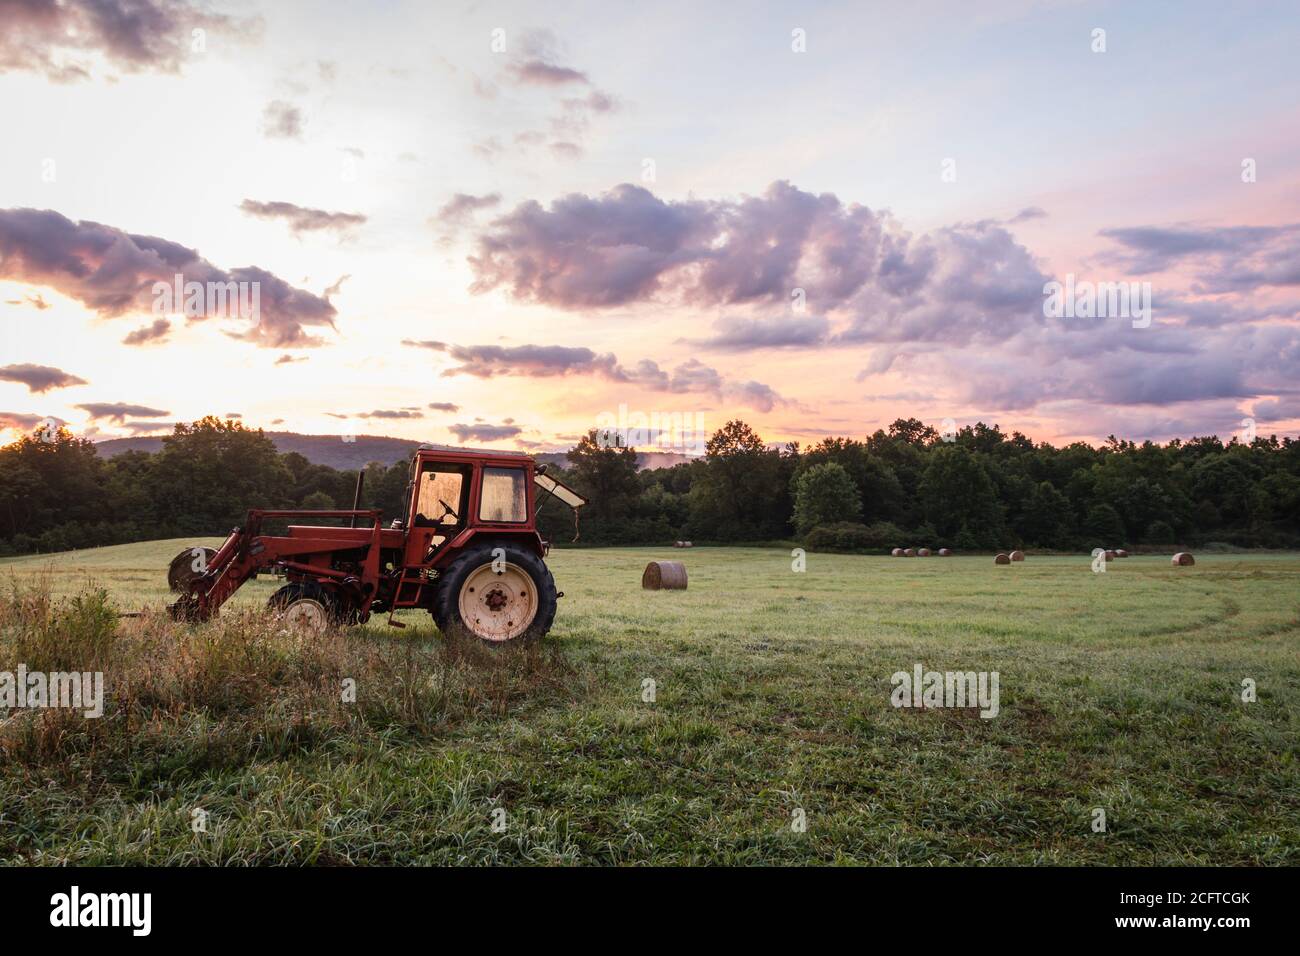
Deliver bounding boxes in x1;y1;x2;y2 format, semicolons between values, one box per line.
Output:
1;415;1298;556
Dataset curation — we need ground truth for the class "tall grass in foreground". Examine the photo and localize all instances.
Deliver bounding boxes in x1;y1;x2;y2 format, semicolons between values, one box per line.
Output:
0;579;575;788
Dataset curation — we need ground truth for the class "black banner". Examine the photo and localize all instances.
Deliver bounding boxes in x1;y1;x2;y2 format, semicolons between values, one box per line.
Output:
0;866;1280;941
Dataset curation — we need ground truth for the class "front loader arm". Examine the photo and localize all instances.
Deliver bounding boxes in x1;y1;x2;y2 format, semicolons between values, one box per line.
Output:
169;508;382;621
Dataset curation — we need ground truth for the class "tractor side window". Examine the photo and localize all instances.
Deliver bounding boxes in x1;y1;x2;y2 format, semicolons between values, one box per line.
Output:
415;467;466;527
480;467;527;523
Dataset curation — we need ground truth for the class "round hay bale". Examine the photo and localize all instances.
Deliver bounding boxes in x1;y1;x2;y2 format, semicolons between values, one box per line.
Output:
1009;550;1025;561
1172;552;1195;566
683;541;693;548
643;560;688;590
937;548;952;556
1115;549;1129;558
890;548;904;557
1103;550;1116;561
917;547;931;557
994;553;1011;565
902;548;915;557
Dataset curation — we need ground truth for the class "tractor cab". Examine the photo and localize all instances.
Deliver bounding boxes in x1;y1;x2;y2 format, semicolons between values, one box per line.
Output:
402;445;586;566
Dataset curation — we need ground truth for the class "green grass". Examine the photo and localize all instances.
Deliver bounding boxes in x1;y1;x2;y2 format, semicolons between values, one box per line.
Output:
1;540;1297;865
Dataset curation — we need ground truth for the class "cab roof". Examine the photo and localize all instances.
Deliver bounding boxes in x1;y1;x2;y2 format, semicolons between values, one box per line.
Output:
416;443;531;458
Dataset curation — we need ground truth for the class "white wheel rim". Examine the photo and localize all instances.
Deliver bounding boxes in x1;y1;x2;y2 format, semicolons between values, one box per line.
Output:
458;562;539;642
283;598;329;630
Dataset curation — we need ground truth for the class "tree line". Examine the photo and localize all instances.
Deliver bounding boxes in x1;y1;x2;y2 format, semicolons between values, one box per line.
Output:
1;415;1297;557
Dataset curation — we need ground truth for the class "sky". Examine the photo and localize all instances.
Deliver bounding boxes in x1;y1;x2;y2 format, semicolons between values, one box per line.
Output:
1;0;1299;454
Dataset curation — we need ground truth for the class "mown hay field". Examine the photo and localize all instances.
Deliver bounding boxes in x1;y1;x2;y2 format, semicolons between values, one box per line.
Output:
0;540;1296;864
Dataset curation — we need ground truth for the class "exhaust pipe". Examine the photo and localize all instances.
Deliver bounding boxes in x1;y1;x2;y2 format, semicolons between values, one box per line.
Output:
349;470;365;528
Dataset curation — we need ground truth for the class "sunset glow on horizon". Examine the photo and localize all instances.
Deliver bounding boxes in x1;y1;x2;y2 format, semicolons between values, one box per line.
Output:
3;0;1299;454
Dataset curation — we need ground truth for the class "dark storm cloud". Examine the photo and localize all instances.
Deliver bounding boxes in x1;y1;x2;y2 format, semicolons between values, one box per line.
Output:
0;0;258;81
0;363;87;393
0;208;337;347
240;200;367;235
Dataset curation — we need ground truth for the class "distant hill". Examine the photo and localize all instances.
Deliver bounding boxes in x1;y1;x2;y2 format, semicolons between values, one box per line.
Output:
93;432;695;472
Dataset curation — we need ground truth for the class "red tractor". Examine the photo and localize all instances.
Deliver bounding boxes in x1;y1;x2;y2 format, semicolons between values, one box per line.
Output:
166;445;586;643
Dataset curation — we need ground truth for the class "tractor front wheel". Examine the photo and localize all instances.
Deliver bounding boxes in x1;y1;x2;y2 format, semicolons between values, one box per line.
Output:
268;582;341;631
168;546;217;593
432;543;557;644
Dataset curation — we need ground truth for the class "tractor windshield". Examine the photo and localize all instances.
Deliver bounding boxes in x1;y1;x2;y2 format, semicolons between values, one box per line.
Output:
480;466;528;522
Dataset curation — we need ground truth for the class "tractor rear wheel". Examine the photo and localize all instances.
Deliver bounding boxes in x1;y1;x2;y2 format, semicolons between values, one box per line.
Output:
432;543;557;644
268;582;340;631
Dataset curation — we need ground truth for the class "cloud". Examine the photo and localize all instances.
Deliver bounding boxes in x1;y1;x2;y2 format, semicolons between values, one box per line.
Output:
0;363;87;393
686;315;830;351
428;402;460;412
0;0;257;81
448;422;523;443
508;60;589;86
469;180;923;311
275;353;305;365
0;208;337;347
240;200;366;236
468;180;1049;351
434;193;502;225
261;100;304;139
357;409;423;419
417;341;621;379
1251;395;1300;423
465;180;1298;431
549;141;583;160
118;419;174;435
507;29;589;86
122;318;171;345
422;340;788;411
723;380;784;413
1097;223;1300;290
4;293;49;309
472;137;504;161
486;28;616;162
1009;206;1047;224
0;411;58;431
76;402;170;422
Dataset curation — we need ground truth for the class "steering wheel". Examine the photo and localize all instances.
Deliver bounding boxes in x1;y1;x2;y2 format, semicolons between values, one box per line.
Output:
438;498;459;521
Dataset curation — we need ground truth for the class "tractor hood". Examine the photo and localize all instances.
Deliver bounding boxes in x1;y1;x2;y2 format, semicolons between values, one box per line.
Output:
534;471;586;509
